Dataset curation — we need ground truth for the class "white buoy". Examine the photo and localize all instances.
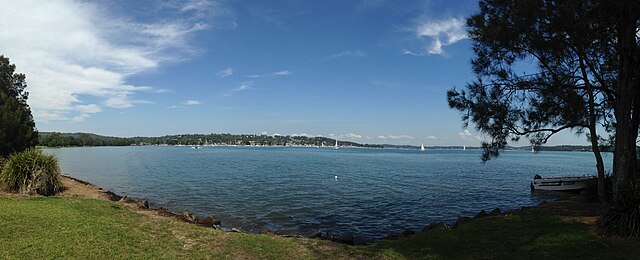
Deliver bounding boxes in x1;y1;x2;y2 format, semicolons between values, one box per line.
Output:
335;175;338;180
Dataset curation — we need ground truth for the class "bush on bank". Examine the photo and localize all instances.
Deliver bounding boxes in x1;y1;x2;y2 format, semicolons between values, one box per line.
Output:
0;148;61;195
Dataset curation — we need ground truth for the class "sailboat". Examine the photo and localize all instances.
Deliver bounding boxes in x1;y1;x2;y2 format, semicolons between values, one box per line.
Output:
463;145;466;151
420;144;425;151
333;140;339;149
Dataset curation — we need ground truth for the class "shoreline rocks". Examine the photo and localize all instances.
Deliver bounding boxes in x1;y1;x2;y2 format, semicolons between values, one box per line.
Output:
58;175;550;247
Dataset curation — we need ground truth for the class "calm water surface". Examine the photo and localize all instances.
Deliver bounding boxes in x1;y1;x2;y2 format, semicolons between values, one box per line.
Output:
45;146;610;241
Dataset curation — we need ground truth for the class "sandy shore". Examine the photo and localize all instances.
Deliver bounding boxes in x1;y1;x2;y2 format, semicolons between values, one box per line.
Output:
59;175;115;201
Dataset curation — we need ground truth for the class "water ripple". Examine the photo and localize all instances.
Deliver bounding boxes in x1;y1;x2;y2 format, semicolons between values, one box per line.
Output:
46;146;608;241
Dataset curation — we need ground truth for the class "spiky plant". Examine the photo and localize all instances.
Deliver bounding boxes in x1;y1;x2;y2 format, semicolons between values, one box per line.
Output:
0;148;61;195
601;181;640;239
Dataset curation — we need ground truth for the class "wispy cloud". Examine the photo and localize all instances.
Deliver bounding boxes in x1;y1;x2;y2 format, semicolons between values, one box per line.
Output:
331;50;366;59
378;135;415;140
426;135;438;140
401;49;427;57
0;0;220;122
273;70;292;76
458;129;483;141
248;70;293;78
184;100;202;105
217;67;233;78
223;81;253;97
346;133;363;139
458;129;472;138
405;17;468;56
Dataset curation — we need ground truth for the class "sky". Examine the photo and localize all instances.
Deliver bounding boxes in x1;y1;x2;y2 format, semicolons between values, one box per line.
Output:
0;0;587;146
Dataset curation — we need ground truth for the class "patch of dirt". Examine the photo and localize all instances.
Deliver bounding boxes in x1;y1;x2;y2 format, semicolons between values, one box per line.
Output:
58;175;114;201
536;192;606;217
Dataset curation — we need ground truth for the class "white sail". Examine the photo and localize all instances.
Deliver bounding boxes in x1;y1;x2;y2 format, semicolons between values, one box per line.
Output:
420;144;425;151
334;140;339;149
463;145;466;151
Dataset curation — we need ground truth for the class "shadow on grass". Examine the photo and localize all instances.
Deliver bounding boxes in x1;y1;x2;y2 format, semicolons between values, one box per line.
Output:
365;209;640;259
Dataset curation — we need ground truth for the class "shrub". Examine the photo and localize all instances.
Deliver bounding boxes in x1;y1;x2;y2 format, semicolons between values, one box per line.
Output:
600;181;640;239
0;148;61;195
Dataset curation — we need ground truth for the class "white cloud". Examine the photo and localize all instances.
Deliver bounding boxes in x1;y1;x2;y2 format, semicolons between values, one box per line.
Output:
426;135;438;140
273;70;292;76
184;100;202;105
458;129;484;141
402;49;427;57
223;81;253;97
248;70;292;78
74;104;102;114
458;129;472;138
332;50;366;58
378;135;414;140
72;113;91;123
346;133;363;139
408;17;468;56
0;0;216;122
217;67;233;77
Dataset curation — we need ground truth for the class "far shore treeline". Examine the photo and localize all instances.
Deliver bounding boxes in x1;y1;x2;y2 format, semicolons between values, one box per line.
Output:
37;132;383;148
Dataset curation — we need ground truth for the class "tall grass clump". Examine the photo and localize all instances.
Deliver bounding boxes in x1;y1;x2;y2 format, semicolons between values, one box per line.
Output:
601;181;640;239
0;148;61;195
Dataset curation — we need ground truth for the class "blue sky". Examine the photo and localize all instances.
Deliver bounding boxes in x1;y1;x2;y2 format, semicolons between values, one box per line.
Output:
0;0;585;146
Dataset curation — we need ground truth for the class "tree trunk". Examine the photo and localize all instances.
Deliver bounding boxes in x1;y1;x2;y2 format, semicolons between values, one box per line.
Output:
612;6;640;203
578;47;609;204
588;126;609;204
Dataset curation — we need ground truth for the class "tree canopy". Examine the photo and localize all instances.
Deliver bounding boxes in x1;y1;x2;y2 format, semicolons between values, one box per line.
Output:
448;0;639;203
0;55;37;157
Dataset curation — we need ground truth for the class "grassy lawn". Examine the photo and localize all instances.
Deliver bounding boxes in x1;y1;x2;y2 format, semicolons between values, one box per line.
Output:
1;196;639;259
0;197;354;259
368;209;640;259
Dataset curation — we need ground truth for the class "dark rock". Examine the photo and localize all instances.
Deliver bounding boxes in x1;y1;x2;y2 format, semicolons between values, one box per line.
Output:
474;210;489;219
180;211;198;222
488;208;502;216
156;207;175;217
402;229;415;236
119;196;134;203
104;191;122;201
275;229;301;237
334;234;355;245
199;216;221;227
384;234;402;240
305;230;323;239
539;200;549;206
110;205;122;210
260;229;275;235
423;221;449;231
137;200;149;209
452;217;472;228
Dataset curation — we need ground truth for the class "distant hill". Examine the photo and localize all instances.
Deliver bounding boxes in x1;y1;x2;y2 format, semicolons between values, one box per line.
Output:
37;132;383;148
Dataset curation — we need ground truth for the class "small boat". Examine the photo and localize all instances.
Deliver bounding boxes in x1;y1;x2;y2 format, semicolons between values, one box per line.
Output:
530;175;594;191
463;145;466;151
333;140;339;149
420;144;425;151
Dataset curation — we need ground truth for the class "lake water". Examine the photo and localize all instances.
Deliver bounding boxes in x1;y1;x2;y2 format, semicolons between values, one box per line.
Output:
45;146;610;242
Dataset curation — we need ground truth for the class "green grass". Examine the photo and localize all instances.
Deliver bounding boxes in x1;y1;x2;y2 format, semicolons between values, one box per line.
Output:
367;209;640;259
0;197;353;259
1;197;639;259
